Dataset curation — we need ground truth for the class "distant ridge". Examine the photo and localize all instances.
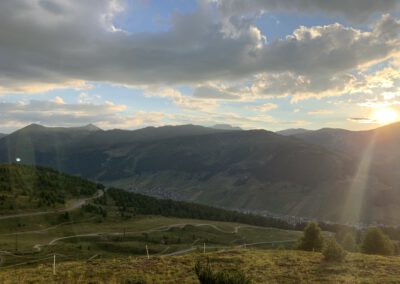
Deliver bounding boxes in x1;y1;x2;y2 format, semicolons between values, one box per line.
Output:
18;123;102;133
212;124;242;131
0;133;6;139
276;128;310;136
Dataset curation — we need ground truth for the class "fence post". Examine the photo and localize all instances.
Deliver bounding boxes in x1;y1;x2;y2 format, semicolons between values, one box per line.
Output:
146;245;149;259
53;254;56;275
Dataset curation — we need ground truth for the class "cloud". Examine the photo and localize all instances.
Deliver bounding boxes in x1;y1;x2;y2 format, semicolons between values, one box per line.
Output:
51;96;65;104
348;117;376;124
246;103;278;112
250;72;359;102
216;0;400;23
0;0;398;99
192;86;239;100
307;109;333;115
0;97;309;132
143;86;218;112
0;99;130;131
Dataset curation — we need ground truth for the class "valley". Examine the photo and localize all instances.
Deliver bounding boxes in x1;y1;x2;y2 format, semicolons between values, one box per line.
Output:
0;162;399;283
1;123;400;225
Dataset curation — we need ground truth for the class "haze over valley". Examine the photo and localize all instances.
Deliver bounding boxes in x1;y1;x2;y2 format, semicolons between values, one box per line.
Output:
1;122;400;226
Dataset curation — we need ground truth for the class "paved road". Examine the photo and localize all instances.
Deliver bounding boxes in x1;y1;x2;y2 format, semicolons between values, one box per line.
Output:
0;190;104;221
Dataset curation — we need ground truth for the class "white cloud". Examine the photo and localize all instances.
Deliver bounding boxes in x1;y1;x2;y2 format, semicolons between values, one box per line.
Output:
51;96;65;105
246;103;278;112
143;86;218;112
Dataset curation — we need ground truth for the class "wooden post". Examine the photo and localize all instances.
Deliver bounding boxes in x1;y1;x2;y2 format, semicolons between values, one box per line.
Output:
15;233;18;252
53;254;56;275
146;245;149;259
203;242;206;254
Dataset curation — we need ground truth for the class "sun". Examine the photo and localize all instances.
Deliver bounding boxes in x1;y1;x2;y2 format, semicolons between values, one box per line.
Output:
372;108;399;124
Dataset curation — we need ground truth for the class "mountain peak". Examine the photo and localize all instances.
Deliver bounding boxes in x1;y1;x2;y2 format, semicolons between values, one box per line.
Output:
82;124;102;132
22;123;46;131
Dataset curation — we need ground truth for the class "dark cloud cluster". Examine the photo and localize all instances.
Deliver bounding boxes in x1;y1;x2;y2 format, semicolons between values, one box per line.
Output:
216;0;400;23
0;0;398;97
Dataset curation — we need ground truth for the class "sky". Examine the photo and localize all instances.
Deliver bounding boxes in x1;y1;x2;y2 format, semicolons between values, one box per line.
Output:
0;0;399;133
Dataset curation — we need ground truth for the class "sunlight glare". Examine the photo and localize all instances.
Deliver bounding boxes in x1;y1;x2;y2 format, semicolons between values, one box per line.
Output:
372;108;399;124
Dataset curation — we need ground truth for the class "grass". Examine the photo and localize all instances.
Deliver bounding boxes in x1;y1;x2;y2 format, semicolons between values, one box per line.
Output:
1;249;400;283
0;212;301;267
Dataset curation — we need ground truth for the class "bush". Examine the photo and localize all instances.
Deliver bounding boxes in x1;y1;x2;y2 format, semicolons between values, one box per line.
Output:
323;239;346;262
340;233;357;252
195;259;252;284
298;222;324;252
361;227;394;255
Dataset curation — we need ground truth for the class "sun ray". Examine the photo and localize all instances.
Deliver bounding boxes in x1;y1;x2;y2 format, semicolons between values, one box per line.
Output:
340;134;377;226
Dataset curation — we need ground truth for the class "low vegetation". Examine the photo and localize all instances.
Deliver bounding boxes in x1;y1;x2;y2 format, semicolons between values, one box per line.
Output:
361;227;394;256
108;187;295;230
195;258;252;284
0;164;100;212
2;249;400;283
1;164;400;283
297;222;324;252
322;239;346;262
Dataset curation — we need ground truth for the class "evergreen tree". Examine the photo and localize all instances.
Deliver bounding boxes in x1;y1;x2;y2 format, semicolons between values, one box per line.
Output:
298;222;324;251
361;227;394;255
323;239;346;262
341;233;357;252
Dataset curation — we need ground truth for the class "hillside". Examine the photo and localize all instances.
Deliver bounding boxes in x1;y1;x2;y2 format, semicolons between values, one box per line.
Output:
0;124;398;224
0;164;100;214
276;128;310;136
0;166;399;283
292;123;400;185
0;133;6;139
2;249;400;283
0;164;306;270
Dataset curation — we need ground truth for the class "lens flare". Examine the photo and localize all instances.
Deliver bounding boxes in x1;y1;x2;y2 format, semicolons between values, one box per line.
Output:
372;108;398;124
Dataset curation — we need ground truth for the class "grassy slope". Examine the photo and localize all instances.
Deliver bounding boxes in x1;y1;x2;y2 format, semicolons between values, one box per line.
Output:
0;164;99;213
0;213;301;266
1;249;400;283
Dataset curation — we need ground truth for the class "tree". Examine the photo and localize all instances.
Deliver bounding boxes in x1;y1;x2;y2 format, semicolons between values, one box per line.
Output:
361;227;394;255
323;239;346;262
298;222;324;251
341;233;357;252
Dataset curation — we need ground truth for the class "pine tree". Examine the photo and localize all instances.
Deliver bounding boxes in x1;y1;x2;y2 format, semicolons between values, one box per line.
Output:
323;239;346;262
361;227;394;255
298;222;324;251
341;233;357;252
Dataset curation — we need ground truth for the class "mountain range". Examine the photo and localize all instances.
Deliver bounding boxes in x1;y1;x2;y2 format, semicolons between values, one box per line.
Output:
1;122;400;225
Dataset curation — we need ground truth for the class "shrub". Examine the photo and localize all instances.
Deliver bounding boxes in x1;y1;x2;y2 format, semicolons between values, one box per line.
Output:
340;233;357;252
323;239;346;262
195;259;252;284
298;222;324;252
361;227;394;255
